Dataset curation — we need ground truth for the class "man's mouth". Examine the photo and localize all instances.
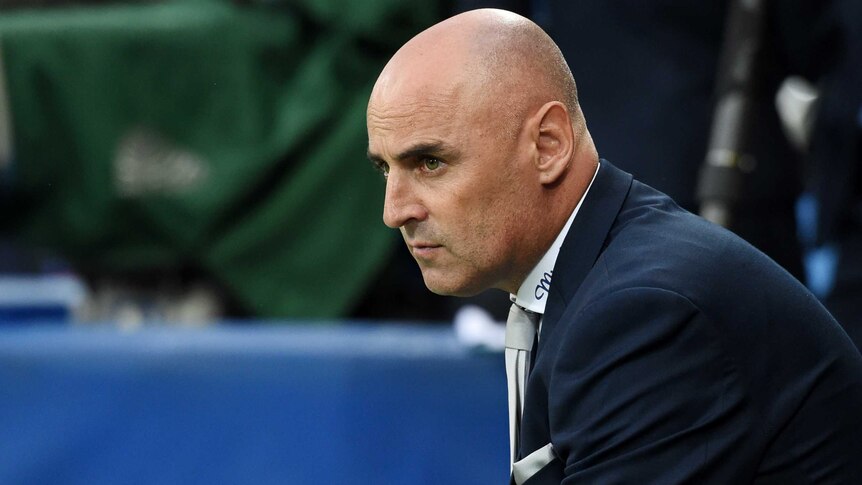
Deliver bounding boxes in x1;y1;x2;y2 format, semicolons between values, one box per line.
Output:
409;242;442;258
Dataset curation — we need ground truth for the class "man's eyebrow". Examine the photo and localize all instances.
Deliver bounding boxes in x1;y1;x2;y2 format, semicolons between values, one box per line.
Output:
394;142;451;161
366;149;384;164
367;141;454;164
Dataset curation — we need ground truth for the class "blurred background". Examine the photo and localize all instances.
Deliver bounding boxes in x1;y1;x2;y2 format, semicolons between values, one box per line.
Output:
0;0;859;483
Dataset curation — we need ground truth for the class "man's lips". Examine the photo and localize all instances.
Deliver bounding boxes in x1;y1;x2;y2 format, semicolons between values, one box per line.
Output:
409;242;442;258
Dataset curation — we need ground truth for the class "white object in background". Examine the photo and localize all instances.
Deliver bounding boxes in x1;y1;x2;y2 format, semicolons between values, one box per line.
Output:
775;76;819;152
454;304;506;352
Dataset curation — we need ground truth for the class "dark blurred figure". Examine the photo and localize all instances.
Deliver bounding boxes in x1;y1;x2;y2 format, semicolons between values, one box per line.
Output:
454;0;862;347
805;1;862;348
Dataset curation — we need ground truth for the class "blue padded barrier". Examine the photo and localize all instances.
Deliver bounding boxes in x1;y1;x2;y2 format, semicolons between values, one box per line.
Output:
0;323;508;484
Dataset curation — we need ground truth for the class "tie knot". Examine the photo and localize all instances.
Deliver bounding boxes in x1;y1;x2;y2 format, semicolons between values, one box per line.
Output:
505;303;539;350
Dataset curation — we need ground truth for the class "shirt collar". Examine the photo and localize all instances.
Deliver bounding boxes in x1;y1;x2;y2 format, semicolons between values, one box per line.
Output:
511;162;601;314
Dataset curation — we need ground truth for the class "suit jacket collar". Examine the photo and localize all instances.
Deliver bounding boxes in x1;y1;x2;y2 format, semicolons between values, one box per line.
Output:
540;159;633;343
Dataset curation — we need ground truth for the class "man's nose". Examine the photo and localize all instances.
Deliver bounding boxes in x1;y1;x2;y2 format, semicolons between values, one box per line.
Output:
382;171;428;228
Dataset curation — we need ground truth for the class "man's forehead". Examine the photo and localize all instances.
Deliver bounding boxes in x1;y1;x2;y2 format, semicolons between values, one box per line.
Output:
372;55;469;105
369;86;462;125
367;102;459;157
366;30;490;158
368;73;474;141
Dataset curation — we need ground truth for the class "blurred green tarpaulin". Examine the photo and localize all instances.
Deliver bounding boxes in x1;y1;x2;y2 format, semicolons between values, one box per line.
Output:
0;0;440;318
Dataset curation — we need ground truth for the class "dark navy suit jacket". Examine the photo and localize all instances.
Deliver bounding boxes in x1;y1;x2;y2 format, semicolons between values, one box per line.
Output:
516;161;862;484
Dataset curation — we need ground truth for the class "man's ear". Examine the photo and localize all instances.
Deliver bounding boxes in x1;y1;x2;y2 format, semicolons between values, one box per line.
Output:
532;101;574;186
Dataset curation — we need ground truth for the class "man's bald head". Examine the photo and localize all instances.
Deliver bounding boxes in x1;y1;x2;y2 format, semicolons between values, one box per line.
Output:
366;9;598;296
370;9;581;138
461;9;579;117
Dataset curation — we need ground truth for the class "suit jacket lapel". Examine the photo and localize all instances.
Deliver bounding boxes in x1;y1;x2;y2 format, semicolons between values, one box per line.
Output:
540;160;633;344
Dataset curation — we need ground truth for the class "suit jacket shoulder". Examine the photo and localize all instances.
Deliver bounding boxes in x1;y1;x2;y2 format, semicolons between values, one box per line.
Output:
518;160;862;484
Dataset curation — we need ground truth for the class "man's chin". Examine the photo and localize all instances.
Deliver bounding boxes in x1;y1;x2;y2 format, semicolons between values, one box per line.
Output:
421;272;484;298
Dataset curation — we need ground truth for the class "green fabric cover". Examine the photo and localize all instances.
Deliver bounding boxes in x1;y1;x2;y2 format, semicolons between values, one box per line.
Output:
0;0;440;317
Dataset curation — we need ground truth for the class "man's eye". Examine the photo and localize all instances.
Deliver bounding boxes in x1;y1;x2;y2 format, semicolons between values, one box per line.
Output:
422;158;442;171
375;161;390;177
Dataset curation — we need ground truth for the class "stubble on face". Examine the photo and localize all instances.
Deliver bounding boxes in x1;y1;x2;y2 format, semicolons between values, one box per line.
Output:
404;99;538;296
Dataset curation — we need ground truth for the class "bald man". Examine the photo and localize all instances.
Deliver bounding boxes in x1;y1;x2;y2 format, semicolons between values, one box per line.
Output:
366;9;862;485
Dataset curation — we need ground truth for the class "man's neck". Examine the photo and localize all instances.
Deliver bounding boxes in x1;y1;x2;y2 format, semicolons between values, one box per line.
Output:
511;161;600;314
